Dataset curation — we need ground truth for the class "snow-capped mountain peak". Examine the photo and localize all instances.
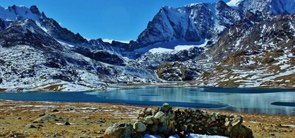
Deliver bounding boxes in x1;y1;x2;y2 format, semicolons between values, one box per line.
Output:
0;5;41;21
226;0;243;7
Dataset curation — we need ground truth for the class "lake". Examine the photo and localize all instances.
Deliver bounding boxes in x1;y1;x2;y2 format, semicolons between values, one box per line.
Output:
0;87;294;115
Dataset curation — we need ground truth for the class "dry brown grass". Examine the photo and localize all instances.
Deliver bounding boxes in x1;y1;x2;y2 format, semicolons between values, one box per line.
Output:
0;100;294;138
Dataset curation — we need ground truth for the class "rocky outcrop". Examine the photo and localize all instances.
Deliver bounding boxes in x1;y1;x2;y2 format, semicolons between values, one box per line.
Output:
196;15;295;88
104;103;254;138
0;19;62;49
156;62;200;81
136;4;216;47
136;0;295;48
73;47;126;66
40;17;87;44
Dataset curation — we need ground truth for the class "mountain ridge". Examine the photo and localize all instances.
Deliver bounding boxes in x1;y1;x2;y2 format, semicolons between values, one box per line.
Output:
0;0;294;91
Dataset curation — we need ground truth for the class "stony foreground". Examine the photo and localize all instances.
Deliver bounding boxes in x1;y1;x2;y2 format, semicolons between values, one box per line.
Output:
0;100;294;138
104;103;254;138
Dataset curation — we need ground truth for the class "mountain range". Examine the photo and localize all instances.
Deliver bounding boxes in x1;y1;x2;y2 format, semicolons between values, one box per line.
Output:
0;0;294;91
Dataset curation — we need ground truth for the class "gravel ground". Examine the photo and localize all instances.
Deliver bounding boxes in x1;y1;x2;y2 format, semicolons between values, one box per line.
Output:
0;100;294;138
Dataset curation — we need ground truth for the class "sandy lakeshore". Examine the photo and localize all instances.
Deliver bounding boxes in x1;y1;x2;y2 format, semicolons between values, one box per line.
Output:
0;100;294;138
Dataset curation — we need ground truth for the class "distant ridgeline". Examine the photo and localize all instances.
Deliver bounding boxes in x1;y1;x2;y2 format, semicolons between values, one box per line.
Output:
0;0;294;91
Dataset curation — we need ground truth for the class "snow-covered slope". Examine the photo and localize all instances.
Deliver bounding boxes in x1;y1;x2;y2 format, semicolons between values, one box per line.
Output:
137;0;295;48
0;5;88;44
136;0;295;88
227;0;243;7
0;6;158;92
195;15;295;88
137;2;232;47
232;0;295;15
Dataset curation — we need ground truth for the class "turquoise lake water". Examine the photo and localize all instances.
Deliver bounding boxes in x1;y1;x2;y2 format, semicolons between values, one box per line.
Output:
0;87;294;115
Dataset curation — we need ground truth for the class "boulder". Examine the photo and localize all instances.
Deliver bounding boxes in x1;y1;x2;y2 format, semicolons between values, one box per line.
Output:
64;121;71;126
52;109;59;112
134;121;147;133
144;108;153;115
161;103;172;113
230;125;254;138
154;111;166;123
34;114;59;123
167;112;175;120
25;124;36;129
138;109;145;118
144;116;154;125
104;123;133;138
231;115;243;126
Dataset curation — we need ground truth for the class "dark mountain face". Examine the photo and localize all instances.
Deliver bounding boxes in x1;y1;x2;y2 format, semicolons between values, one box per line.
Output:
73;47;126;66
136;0;295;49
39;17;87;44
136;1;241;47
0;19;62;49
1;5;87;44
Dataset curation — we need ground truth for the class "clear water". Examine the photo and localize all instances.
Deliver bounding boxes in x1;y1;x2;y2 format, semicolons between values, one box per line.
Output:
0;87;294;115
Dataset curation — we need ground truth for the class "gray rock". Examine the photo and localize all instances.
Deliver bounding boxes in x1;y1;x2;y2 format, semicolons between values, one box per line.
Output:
232;115;243;126
65;106;75;111
230;125;254;138
138;109;145;118
52;109;59;112
25;124;36;129
104;123;133;138
144;116;154;125
161;103;172;112
144;108;153;115
154;111;166;123
210;112;219;121
133;121;146;133
64;121;70;126
34;114;58;123
167;112;175;120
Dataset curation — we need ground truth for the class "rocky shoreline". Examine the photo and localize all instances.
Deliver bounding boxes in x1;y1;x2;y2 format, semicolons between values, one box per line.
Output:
0;100;294;138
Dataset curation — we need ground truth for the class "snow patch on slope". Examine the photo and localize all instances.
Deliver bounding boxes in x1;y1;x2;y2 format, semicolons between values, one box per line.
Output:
227;0;242;7
148;40;208;54
102;38;129;44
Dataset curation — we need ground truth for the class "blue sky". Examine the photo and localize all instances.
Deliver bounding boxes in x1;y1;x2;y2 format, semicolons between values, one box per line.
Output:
0;0;225;41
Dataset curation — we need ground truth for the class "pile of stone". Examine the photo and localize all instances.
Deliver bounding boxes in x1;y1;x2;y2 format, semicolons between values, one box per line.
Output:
104;103;253;138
